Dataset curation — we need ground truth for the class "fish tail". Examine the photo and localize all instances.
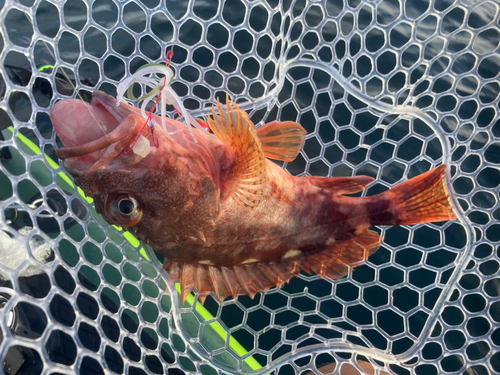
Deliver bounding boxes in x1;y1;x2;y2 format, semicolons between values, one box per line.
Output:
375;165;457;226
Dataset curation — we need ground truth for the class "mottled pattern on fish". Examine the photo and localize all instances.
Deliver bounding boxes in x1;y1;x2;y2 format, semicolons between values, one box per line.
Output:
52;91;457;303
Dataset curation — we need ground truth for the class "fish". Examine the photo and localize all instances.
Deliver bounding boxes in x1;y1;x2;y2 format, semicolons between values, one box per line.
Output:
51;91;457;303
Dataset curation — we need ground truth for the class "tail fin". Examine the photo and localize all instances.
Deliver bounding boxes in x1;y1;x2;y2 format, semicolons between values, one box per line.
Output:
386;165;457;225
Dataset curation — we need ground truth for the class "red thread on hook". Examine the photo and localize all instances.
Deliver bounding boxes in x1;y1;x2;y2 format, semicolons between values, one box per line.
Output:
166;49;174;67
120;50;175;156
165;49;183;119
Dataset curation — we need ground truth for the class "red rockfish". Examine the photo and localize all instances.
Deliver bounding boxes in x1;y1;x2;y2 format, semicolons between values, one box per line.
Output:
51;91;457;303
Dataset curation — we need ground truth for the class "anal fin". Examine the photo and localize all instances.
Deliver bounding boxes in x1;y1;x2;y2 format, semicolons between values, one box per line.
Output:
308;175;374;195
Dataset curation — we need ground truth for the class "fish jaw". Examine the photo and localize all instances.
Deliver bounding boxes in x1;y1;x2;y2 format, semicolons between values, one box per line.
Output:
51;91;151;174
51;91;225;176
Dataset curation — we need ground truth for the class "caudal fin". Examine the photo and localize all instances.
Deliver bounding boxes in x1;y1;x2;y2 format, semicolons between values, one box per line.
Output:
387;165;457;225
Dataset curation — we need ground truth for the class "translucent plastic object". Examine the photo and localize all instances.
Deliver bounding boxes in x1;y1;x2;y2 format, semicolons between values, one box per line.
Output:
0;0;499;374
116;63;206;143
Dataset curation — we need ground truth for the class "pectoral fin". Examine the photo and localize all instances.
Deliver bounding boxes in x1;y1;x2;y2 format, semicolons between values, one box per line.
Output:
207;98;267;208
256;121;307;161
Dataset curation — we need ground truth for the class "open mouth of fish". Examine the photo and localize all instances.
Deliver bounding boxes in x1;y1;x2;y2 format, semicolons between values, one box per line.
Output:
51;91;149;173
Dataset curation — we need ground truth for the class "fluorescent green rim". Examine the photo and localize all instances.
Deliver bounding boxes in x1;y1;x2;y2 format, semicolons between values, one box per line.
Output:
7;122;262;371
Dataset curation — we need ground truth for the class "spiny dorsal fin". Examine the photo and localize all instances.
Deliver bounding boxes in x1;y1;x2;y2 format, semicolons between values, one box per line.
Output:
166;229;381;304
207;98;267;208
256;121;306;161
308;175;374;195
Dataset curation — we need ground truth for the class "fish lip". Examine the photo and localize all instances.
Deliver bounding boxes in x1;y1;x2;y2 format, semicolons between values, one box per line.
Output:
90;91;142;123
55;91;147;172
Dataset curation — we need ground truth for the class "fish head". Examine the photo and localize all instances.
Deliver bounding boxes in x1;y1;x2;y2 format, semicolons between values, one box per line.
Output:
51;91;224;245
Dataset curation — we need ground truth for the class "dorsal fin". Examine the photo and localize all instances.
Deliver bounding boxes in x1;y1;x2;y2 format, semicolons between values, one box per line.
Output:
207;98;267;208
308;175;374;195
166;229;381;303
256;121;306;161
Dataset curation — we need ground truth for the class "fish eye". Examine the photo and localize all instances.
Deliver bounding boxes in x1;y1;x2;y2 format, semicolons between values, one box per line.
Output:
110;194;142;226
119;198;136;215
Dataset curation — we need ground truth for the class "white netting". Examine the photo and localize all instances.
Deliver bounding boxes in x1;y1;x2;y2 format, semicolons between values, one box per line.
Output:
0;0;498;374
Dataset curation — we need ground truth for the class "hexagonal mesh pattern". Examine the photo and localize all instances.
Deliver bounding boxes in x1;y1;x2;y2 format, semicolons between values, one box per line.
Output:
0;0;498;374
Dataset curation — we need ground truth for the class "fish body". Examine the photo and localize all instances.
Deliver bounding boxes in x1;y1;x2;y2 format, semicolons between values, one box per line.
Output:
52;91;456;302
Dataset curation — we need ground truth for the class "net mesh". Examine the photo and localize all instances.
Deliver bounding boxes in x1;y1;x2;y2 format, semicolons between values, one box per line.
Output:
0;0;498;374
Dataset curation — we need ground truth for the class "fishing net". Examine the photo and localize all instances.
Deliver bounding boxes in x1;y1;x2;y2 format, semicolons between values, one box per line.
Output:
0;0;498;374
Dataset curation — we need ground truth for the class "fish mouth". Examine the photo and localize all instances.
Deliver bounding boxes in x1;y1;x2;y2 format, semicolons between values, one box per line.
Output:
51;91;147;173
